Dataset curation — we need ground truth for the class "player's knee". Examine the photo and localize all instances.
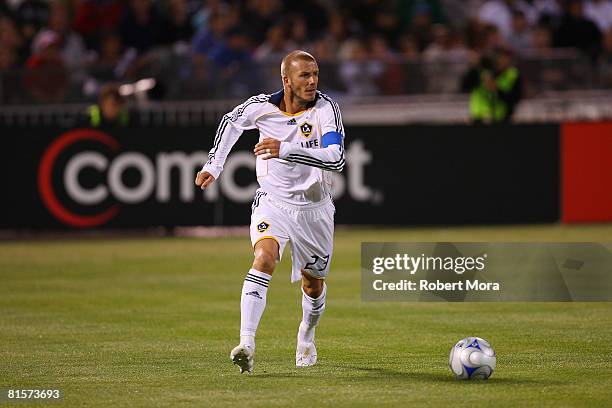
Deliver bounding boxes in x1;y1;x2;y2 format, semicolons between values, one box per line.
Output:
302;279;324;298
253;251;276;274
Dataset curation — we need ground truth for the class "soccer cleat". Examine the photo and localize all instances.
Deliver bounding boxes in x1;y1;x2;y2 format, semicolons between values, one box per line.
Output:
230;344;254;374
295;341;317;367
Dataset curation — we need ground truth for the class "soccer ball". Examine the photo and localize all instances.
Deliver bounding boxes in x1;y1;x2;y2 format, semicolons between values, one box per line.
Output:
449;337;496;380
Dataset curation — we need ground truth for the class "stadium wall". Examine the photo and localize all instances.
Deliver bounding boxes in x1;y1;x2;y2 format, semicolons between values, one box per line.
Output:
0;123;576;229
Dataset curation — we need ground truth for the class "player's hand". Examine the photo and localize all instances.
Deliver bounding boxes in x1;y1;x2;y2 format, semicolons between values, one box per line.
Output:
254;138;281;160
195;171;215;189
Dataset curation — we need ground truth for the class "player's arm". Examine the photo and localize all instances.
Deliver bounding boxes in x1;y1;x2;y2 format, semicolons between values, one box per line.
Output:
254;133;345;172
195;95;263;189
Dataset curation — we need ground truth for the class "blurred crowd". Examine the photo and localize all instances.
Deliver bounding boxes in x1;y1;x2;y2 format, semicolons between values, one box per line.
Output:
1;0;612;103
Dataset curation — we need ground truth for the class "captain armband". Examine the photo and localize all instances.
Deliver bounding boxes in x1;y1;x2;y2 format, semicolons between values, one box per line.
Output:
322;131;343;148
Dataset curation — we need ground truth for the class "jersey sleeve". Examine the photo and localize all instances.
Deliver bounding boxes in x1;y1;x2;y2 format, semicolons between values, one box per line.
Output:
278;95;345;172
279;142;345;172
201;94;267;179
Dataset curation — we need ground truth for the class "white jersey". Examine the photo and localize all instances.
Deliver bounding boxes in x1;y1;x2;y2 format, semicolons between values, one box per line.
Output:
202;90;345;205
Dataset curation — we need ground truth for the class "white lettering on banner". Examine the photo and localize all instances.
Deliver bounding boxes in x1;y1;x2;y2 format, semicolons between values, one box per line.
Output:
346;140;372;201
219;152;258;202
157;152;208;202
64;152;109;204
108;153;155;204
62;142;378;205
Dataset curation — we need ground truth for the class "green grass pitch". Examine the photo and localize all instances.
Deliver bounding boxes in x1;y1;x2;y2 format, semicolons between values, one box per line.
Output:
1;225;612;407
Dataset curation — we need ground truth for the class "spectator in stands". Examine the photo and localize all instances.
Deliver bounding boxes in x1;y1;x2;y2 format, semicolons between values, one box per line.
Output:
0;14;24;64
191;11;229;57
287;14;309;49
397;0;448;32
14;0;49;59
554;0;602;61
208;26;252;68
243;0;283;46
460;46;522;123
119;0;165;53
88;31;125;83
369;33;407;95
598;28;612;86
72;0;125;49
34;1;89;72
23;30;69;102
370;2;401;47
397;32;420;60
208;26;255;96
532;0;562;19
519;22;568;93
339;38;385;96
478;0;537;40
441;0;486;30
584;0;612;34
289;0;329;41
86;82;131;127
507;10;533;55
480;23;505;52
0;44;18;74
530;21;555;56
405;1;436;51
162;0;194;47
0;15;23;103
322;11;353;59
423;24;469;62
423;25;470;92
253;23;295;62
192;0;229;32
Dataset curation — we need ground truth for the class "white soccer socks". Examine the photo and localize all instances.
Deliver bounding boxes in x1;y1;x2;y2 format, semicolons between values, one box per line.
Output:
232;269;271;373
298;283;327;343
240;268;271;343
233;271;328;371
296;283;326;366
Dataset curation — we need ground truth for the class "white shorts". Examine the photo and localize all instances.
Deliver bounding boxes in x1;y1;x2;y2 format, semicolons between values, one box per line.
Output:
249;190;335;283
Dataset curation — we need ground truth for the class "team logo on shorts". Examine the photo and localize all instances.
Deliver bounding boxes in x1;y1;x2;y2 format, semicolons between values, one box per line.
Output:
304;254;330;272
300;122;313;137
257;221;270;233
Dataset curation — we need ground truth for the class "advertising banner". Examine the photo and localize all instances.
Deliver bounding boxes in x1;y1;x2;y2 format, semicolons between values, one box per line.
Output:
1;124;559;228
562;122;612;223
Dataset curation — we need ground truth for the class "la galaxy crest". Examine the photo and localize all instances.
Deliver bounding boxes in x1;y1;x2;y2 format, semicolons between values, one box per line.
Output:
257;221;270;233
300;122;313;137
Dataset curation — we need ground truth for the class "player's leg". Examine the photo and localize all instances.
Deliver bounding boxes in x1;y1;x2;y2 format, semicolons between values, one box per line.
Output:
231;193;289;374
294;202;334;367
296;271;326;367
231;238;279;374
240;238;278;346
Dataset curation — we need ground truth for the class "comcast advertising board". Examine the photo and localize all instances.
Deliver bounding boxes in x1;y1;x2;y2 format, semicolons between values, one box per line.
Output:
2;124;559;228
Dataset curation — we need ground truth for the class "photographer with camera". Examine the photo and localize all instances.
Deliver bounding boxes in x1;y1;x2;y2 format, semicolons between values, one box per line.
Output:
461;46;522;123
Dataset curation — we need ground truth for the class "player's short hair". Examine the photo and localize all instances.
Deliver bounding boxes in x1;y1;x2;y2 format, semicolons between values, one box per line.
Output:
281;50;317;77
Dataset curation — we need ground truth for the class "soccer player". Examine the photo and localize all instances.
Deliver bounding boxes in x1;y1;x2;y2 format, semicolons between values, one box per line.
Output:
195;50;345;374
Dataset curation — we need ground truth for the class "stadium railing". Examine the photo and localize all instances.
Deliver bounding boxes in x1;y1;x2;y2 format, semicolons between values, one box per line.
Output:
3;91;612;126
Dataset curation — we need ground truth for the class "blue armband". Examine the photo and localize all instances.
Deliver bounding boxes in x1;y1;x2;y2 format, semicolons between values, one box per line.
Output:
322;131;343;147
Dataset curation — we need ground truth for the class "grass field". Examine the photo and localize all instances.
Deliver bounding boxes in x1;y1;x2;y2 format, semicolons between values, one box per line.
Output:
1;225;612;407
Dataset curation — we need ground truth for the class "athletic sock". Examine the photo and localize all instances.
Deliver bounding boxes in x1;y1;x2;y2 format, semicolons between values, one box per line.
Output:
298;283;327;344
240;269;271;349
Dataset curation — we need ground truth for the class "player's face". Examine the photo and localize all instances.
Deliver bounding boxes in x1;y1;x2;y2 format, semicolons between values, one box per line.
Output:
287;60;319;103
